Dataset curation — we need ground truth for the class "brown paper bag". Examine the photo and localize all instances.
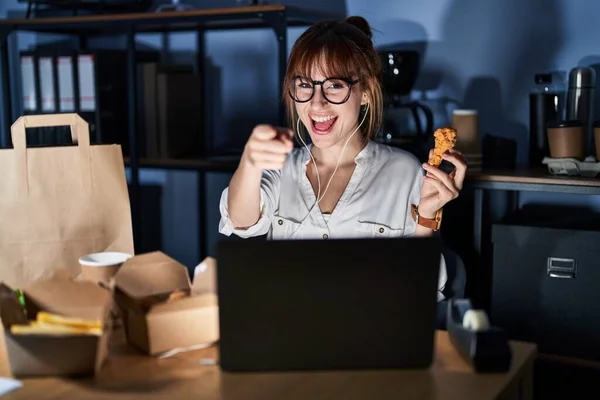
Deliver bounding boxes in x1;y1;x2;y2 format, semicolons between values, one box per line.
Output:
0;114;134;288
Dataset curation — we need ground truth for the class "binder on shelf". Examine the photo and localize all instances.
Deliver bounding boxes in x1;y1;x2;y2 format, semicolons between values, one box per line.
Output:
81;50;160;155
18;51;58;146
156;67;202;159
19;53;37;113
75;52;102;144
38;56;56;113
38;56;59;145
18;50;71;147
77;54;96;113
57;55;75;113
19;52;41;147
137;62;202;160
17;48;161;155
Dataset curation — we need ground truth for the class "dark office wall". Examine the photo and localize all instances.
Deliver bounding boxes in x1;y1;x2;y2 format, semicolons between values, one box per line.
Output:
2;0;600;269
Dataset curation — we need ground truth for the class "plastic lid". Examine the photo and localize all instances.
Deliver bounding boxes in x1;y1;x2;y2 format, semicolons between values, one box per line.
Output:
452;109;478;116
546;120;583;128
568;67;595;88
79;252;132;267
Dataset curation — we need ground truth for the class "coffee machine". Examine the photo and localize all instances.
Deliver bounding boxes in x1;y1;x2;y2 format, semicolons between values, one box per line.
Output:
378;50;434;162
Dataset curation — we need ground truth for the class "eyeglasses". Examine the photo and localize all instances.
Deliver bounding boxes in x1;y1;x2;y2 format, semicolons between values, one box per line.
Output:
288;76;360;104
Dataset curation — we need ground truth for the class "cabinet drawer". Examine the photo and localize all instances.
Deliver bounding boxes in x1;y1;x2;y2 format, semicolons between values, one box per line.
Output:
491;221;600;360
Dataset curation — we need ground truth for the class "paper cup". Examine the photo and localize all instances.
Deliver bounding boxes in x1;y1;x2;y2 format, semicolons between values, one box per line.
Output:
547;120;584;159
451;109;481;154
78;252;132;285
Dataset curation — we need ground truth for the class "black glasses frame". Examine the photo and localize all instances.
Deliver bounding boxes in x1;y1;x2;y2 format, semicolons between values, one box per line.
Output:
288;76;360;104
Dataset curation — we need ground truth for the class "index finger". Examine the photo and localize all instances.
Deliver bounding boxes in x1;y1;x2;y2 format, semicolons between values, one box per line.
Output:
275;127;293;140
443;151;467;189
275;127;294;148
447;149;467;164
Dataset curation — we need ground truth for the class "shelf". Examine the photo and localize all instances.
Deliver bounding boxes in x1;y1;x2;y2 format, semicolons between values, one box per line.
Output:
0;5;342;35
0;4;338;259
124;156;240;172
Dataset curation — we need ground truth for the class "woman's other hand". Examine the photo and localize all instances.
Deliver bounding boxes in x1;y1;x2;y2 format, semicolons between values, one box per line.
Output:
418;149;468;218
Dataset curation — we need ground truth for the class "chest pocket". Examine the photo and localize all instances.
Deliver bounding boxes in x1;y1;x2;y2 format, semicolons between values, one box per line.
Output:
272;215;304;239
356;221;405;238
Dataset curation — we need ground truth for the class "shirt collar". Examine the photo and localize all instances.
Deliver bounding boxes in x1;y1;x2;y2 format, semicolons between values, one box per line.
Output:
301;140;375;166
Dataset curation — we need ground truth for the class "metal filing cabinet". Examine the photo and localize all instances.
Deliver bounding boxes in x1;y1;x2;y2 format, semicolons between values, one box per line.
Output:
491;209;600;361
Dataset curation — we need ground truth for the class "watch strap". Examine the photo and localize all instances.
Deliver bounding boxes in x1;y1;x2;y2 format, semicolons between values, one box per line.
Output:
411;204;443;231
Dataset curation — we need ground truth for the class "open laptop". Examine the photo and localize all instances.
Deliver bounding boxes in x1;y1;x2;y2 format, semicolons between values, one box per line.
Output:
216;236;441;372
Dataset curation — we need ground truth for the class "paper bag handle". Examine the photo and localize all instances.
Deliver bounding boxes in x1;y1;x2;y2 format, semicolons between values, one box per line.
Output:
10;113;92;197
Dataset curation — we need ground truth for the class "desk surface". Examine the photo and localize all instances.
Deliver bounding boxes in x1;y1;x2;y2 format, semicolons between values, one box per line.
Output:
0;330;537;400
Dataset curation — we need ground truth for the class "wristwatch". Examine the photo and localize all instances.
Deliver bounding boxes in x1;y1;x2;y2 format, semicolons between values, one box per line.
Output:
411;204;443;231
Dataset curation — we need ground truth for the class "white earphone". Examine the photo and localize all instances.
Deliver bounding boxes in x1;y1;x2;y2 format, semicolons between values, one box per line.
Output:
288;102;370;237
296;102;369;204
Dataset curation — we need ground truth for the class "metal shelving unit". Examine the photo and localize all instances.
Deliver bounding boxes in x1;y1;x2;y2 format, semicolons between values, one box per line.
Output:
0;5;341;259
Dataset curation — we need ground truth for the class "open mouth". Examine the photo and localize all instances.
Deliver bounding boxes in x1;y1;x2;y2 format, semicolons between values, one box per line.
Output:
311;115;338;135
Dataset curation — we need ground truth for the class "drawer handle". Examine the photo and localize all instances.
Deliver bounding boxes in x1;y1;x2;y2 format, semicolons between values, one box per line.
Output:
547;257;577;279
549;271;575;279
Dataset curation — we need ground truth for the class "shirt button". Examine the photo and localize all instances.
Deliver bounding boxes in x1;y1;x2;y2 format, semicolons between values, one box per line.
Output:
322;233;328;239
379;227;385;233
278;219;283;225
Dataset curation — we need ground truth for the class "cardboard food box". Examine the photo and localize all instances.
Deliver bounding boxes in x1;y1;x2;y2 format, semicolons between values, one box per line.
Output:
0;279;112;377
114;251;218;356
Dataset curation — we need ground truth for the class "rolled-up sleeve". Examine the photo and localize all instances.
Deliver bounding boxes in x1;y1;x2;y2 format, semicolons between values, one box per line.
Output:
218;169;281;238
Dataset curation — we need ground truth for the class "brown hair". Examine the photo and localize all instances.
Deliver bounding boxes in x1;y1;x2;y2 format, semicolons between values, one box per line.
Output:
282;16;383;143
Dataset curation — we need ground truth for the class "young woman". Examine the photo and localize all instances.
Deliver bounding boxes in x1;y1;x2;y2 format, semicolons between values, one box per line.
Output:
218;16;467;300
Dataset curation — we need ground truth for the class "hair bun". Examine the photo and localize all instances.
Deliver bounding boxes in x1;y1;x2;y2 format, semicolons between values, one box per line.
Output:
345;16;372;39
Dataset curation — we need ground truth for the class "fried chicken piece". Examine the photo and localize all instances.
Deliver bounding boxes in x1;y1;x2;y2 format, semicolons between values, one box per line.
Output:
429;127;457;167
134;289;190;310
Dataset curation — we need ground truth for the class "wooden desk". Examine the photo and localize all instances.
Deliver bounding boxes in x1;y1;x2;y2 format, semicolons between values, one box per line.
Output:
1;330;536;400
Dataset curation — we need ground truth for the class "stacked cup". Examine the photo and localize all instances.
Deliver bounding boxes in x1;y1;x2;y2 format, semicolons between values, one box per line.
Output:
78;252;132;286
451;109;482;170
78;252;133;327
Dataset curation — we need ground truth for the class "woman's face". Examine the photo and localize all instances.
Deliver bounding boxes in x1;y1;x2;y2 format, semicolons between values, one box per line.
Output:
294;68;366;150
